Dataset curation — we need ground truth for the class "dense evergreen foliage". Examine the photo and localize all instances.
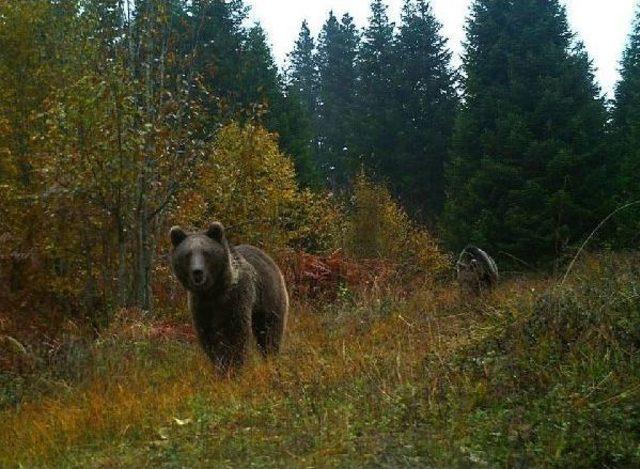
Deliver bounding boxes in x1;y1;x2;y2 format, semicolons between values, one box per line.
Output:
394;0;458;221
315;12;361;189
287;20;318;117
287;0;458;220
355;0;398;183
612;8;640;244
443;0;609;265
284;20;321;187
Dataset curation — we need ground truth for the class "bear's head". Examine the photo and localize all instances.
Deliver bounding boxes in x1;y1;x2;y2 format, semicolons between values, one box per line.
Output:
169;222;233;294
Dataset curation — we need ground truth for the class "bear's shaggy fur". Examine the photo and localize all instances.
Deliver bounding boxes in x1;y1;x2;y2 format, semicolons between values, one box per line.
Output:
456;245;499;296
169;222;289;374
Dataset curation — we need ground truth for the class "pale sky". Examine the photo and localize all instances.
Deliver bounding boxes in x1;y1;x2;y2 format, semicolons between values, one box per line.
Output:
247;0;638;98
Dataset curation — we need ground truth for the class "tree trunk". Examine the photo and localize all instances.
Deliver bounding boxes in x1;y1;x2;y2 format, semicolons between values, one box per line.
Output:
116;212;129;308
135;197;152;311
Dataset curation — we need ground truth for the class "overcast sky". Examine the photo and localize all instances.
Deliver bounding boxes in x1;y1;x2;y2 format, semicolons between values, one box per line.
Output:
247;0;638;98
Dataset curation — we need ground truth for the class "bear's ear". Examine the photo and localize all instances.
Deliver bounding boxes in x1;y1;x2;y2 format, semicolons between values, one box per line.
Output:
206;222;225;243
170;226;187;247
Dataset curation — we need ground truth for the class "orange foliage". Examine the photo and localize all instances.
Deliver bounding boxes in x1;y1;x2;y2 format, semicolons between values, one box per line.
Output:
102;308;196;344
280;250;396;300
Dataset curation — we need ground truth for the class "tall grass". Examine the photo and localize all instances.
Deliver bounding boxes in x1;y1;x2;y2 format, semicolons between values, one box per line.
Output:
1;254;639;467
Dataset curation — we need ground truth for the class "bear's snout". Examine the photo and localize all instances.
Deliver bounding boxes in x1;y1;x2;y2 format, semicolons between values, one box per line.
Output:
189;252;209;288
191;268;205;286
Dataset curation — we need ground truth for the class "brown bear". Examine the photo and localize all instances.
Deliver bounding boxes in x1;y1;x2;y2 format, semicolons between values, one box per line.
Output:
169;222;289;374
456;245;499;297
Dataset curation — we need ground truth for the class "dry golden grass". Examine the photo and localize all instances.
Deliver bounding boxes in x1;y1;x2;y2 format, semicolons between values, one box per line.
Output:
2;259;638;467
0;282;488;467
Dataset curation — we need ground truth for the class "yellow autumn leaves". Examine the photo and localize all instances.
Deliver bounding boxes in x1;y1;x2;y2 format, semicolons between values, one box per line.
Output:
175;122;447;282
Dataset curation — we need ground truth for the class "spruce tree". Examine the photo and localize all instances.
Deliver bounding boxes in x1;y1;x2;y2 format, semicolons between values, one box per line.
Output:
240;24;281;116
395;0;458;221
287;20;318;116
275;89;319;187
188;0;248;120
242;24;319;187
443;0;608;265
185;4;314;185
283;20;321;187
612;7;640;244
356;0;397;179
316;11;360;189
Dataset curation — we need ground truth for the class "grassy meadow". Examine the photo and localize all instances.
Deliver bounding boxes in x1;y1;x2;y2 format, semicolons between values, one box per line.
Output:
1;253;639;467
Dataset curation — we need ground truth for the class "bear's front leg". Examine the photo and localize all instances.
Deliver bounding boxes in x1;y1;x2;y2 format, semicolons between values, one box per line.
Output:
209;308;252;377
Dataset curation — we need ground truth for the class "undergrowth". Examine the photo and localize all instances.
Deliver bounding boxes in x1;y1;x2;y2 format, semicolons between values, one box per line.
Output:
1;254;639;467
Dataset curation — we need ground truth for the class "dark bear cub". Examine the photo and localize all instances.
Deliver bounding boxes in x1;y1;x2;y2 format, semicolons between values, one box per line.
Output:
169;222;289;374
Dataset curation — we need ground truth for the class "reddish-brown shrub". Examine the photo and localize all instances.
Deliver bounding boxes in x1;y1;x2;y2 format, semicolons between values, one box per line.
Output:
280;250;397;300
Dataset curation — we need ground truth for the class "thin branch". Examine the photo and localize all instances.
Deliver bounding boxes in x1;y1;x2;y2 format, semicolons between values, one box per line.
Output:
562;200;640;285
